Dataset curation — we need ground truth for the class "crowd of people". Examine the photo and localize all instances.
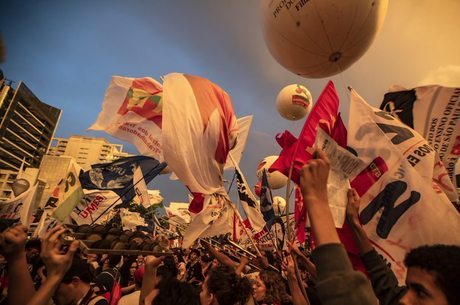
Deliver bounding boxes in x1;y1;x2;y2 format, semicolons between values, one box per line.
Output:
0;149;458;305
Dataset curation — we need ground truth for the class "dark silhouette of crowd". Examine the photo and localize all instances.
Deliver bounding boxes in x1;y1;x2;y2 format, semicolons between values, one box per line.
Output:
0;149;458;305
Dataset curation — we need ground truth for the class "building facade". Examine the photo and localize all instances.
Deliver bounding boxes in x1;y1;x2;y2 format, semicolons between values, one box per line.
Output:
0;81;61;171
48;135;131;170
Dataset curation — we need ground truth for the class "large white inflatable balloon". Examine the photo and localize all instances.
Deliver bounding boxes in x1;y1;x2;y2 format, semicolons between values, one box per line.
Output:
261;0;389;78
276;84;313;120
272;196;286;215
256;155;287;189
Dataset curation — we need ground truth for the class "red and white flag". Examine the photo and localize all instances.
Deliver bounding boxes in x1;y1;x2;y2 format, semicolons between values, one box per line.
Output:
89;76;164;160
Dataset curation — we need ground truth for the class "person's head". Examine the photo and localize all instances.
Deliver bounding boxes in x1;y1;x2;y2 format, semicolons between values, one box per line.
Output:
53;257;93;305
252;270;288;304
200;265;251;305
146;277;200;305
189;249;200;262
400;244;460;305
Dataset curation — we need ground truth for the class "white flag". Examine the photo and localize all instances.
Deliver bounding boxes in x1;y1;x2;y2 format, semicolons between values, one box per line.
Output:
349;89;460;283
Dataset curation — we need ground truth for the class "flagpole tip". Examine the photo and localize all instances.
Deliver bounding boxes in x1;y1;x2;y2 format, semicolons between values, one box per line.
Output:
347;86;353;92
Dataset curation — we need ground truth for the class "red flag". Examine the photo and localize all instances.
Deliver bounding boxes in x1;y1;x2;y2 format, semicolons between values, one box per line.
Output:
294;185;306;243
270;81;340;184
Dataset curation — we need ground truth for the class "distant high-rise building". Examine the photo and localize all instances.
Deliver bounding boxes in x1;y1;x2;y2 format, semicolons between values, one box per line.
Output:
0;80;61;171
48;135;131;170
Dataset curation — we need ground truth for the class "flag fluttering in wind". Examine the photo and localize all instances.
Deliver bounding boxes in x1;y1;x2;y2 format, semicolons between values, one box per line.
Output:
162;73;238;195
226;116;253;170
0;182;37;227
89;76;164;160
235;166;266;233
79;155;167;204
70;190;122;225
380;85;460;191
349;88;460;283
260;169;275;230
270;81;340;184
51;161;85;222
294;185;306;243
160;73;238;247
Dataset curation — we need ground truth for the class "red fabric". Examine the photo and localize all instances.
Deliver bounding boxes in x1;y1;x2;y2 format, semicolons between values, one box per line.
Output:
294;185;306;243
271;81;367;273
188;192;205;214
270;81;340;184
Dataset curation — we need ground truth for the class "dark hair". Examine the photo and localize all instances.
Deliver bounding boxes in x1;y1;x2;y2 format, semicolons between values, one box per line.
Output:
258;270;289;304
62;256;93;284
189;248;200;258
107;254;122;268
162;255;179;278
206;265;251;305
152;278;199;305
405;244;460;305
119;256;138;287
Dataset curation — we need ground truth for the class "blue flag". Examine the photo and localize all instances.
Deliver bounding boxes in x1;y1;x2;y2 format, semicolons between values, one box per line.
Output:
260;169;275;229
79;156;167;203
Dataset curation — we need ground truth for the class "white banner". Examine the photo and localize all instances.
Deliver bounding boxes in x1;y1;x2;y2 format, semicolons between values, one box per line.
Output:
349;89;460;283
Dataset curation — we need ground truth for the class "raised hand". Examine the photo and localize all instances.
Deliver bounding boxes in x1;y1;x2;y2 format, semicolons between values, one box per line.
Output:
346;188;361;226
0;224;28;260
40;225;79;280
299;149;330;203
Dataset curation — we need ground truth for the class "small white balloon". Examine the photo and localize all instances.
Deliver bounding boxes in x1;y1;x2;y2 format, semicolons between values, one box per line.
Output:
256;155;287;189
276;84;313;120
272;196;286;215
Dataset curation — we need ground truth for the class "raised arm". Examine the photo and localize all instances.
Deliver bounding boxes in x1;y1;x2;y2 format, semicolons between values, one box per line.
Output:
1;225;35;305
27;225;79;305
283;254;310;305
299;149;378;305
139;255;164;305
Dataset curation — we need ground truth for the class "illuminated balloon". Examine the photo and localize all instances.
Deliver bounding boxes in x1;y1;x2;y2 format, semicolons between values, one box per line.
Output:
261;0;389;78
272;196;286;215
256;155;287;189
276;84;313;120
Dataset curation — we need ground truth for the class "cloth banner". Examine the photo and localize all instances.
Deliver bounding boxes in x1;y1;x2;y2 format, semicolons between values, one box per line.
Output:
294;185;306;243
162;73;238;196
71;190;122;225
120;208;148;231
270;81;341;184
235;166;266;233
349;88;460;283
0;184;37;227
79;155;166;204
260;169;275;229
182;194;233;248
89;76;164;160
380;85;460;189
52;162;85;222
226;116;253;170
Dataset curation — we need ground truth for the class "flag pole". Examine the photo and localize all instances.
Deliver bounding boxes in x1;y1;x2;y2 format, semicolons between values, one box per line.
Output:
226;200;263;257
89;162;167;225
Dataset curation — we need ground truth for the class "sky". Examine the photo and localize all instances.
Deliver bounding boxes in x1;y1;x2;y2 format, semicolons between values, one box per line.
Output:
1;0;459;205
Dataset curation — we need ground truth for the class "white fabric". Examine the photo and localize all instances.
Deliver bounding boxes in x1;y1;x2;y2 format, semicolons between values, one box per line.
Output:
348;89;460;283
162;73;237;195
70;190;122;225
89;76;164;160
